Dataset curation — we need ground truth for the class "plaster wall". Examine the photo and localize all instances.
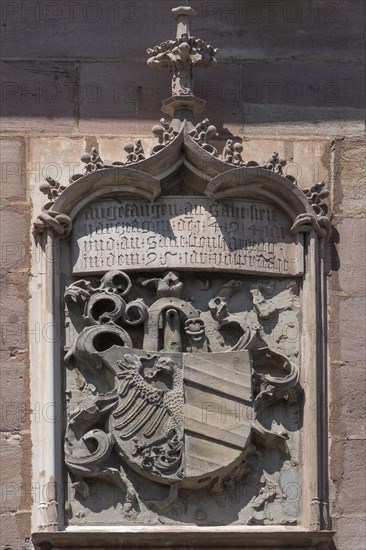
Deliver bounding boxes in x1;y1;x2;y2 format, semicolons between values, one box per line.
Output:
0;1;365;548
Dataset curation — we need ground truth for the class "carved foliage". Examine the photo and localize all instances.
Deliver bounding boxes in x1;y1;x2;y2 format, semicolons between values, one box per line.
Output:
151;118;179;154
189;118;218;156
291;181;331;238
39;176;67;201
303;180;329;216
147;36;218;97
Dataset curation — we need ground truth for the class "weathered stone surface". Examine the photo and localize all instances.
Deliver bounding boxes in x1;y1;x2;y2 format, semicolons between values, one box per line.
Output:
78;62;166;133
340;138;366;180
0;61;77;132
0;433;32;513
237;139;285;167
64;265;301;526
97;136;156;164
0;0;363;547
28;137;86;214
337;138;366;218
195;60;364;132
334;515;366;550
0;138;26;202
0;359;29;432
337;440;366;516
0;276;29;354
336;218;366;295
339;297;366;364
0;209;29;269
290;140;330;190
329;362;366;437
0;511;31;549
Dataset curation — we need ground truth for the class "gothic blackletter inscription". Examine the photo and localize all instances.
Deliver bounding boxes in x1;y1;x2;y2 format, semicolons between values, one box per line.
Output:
73;198;304;276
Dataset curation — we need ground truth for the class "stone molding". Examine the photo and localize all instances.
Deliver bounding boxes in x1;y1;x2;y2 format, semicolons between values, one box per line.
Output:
32;526;334;548
33;124;330;241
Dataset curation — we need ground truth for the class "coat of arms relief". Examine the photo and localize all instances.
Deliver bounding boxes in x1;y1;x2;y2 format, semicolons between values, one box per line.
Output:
31;4;332;542
64;263;302;525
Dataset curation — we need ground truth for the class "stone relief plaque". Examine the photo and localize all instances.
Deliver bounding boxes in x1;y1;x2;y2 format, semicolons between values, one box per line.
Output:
31;5;333;545
64;264;302;526
72;197;304;277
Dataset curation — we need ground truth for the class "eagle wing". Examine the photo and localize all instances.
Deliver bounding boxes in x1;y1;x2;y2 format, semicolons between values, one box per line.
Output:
112;354;169;441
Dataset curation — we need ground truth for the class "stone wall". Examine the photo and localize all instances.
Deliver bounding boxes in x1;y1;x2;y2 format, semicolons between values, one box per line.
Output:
0;1;365;548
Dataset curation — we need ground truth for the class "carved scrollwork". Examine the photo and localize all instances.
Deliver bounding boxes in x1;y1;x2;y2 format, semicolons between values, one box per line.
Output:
124;139;145;164
39;176;67;202
303;180;329;216
222;139;245;166
151;118;179;154
65;270;132;308
64;271;148;368
251;348;300;412
100;270;132;295
64;387;138;515
64;324;133;370
86;292;127;325
65;429;114;468
81;146;105;174
291;212;331;239
290;181;331;238
189;118;218;156
33;208;72;237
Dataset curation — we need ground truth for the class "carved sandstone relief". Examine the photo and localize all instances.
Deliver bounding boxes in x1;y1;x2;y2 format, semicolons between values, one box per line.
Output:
31;5;332;543
63;265;302;526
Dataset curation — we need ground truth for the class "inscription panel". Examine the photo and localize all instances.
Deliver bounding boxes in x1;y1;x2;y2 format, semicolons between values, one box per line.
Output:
72;197;303;276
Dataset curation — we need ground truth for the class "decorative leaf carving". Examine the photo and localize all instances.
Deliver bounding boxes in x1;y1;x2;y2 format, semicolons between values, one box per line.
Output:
124;139;145;164
189;118;218;156
39;176;67;201
147;7;218;97
303;180;329;216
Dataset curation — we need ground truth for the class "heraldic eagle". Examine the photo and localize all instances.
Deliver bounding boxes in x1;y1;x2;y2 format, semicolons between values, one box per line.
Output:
112;354;184;479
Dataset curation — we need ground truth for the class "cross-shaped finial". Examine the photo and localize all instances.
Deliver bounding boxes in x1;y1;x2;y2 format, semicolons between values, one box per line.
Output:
147;6;218;120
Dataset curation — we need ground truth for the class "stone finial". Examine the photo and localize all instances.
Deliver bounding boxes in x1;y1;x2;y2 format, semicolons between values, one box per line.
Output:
171;6;197;38
147;5;218;120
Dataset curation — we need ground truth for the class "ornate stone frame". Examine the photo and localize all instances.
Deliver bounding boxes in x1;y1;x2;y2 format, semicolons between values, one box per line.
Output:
30;5;333;547
30;129;333;547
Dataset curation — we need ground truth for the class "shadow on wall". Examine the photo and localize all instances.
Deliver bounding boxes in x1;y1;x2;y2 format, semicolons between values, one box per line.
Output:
0;0;364;128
